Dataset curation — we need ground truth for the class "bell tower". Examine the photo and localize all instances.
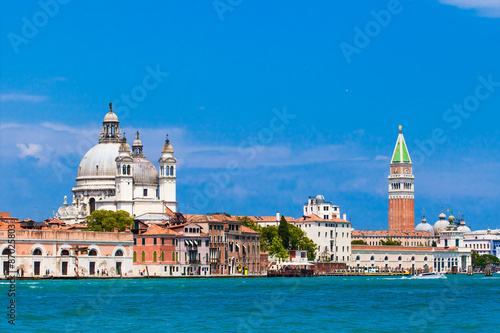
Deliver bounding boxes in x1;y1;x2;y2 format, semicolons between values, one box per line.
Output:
158;135;177;212
388;126;415;232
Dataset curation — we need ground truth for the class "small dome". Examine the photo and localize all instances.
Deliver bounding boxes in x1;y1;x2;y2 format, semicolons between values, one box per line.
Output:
162;137;174;154
457;225;471;233
132;131;143;147
316;195;325;203
104;111;118;122
439;212;446;219
416;222;434;235
448;215;455;224
119;137;131;152
433;219;450;234
133;157;159;185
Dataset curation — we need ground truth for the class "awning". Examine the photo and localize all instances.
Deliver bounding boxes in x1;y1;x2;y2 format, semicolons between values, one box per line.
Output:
184;240;188;246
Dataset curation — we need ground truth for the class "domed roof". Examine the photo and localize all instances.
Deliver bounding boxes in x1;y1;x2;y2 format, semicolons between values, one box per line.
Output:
104;110;118;122
162;136;174;154
316;195;325;203
77;143;121;178
133;157;159;185
416;222;434;235
132;131;143;147
457;225;471;233
433;219;449;234
439;212;446;219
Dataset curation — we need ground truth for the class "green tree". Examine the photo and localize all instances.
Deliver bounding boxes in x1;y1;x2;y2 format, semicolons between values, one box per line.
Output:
472;251;500;268
379;238;402;246
351;240;368;245
269;235;289;262
431;241;437;247
260;226;279;251
237;216;262;233
86;210;133;232
278;216;291;249
287;223;317;260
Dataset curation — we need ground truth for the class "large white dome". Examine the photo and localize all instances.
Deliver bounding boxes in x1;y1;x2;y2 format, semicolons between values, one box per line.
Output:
77;143;120;178
433;219;449;234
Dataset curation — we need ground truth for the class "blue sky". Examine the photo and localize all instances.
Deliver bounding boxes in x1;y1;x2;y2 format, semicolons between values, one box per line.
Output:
1;0;500;230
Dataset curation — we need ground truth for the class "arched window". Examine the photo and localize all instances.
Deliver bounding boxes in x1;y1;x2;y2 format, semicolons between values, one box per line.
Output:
172;251;175;261
141;251;146;262
424;256;428;261
411;256;415;261
123;165;127;175
2;248;11;255
33;248;42;256
370;256;375;261
356;256;360;261
153;251;157;262
89;198;96;214
166;166;170;176
384;256;388;261
115;250;123;257
61;249;70;256
133;251;137;262
170;166;174;176
398;256;402;261
161;251;165;261
88;249;97;256
127;165;131;175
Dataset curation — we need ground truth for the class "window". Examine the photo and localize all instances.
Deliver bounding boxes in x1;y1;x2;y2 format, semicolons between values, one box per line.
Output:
127;165;131;175
142;238;145;245
161;238;165;245
153;251;157;262
122;165;127;175
172;239;175;245
324;215;328;219
141;251;146;262
143;189;148;197
384;256;388;261
370;256;375;261
170;166;174;175
134;238;137;245
133;251;137;262
61;249;70;256
88;249;97;256
115;250;124;256
161;251;165;261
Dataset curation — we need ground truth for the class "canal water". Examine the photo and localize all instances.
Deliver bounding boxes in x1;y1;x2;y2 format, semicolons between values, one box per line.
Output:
2;275;498;332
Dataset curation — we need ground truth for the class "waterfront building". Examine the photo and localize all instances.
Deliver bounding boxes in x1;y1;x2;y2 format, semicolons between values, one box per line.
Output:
0;221;133;277
131;224;180;276
463;228;500;258
0;212;18;223
303;195;345;220
351;245;434;272
388;126;415;232
293;214;351;263
57;103;177;223
169;222;210;276
433;213;471;273
351;229;435;247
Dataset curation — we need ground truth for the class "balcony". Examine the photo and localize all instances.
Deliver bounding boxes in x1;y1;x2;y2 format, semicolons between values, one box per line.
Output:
189;260;200;265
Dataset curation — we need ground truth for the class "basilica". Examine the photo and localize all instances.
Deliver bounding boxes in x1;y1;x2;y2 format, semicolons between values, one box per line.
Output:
57;103;177;223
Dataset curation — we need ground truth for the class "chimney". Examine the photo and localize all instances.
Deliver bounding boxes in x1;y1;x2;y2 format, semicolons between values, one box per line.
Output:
276;212;280;222
343;213;347;221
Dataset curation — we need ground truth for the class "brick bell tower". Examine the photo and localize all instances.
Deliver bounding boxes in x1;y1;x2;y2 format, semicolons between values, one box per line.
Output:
388;126;415;232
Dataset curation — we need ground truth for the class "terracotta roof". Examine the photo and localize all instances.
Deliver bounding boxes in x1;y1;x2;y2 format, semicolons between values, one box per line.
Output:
48;219;65;225
238;216;295;223
241;226;260;234
165;206;175;217
142;224;180;236
185;214;238;223
352;245;433;251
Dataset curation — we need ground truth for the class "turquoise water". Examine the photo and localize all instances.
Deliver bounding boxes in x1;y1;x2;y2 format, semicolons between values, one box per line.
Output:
2;275;499;332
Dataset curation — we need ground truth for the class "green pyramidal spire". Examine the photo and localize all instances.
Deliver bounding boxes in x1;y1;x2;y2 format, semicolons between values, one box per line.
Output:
391;125;411;163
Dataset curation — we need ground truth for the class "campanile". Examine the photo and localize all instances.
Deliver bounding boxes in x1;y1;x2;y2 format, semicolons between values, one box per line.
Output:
388;126;415;232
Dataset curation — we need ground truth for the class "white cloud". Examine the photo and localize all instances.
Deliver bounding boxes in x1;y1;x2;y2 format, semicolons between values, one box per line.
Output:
16;143;43;159
0;94;49;102
439;0;500;17
375;155;390;161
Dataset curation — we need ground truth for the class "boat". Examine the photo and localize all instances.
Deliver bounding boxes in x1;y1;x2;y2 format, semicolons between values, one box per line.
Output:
409;272;447;279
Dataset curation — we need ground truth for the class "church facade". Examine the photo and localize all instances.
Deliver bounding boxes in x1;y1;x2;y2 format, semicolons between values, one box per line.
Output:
58;103;177;223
